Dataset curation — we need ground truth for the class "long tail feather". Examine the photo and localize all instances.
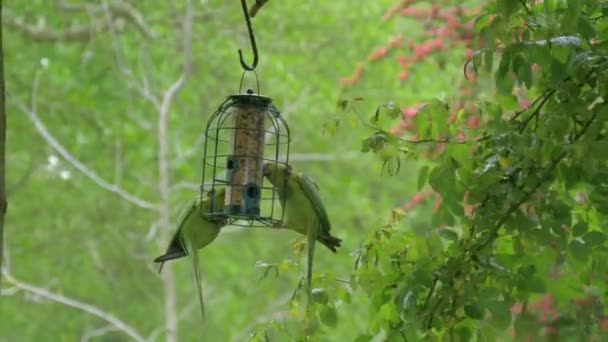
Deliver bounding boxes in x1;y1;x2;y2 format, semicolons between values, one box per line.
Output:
190;243;206;322
306;224;318;314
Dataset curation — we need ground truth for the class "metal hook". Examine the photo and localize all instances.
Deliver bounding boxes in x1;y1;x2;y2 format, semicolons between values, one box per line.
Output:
238;0;259;71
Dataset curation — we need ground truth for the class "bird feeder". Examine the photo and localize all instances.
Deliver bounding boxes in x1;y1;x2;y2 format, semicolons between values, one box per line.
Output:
199;0;289;227
200;86;290;227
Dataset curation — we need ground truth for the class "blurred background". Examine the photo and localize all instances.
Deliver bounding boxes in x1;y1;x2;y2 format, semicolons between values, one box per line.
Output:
0;1;469;340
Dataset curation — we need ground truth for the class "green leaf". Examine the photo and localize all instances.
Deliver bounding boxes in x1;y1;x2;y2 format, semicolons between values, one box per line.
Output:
439;229;459;241
567;0;581;15
487;300;512;331
455;326;473;341
495;50;515;94
386;103;401;119
311;288;329;305
589;186;608;214
371;106;380;124
517;59;533;89
385;331;407;342
417;165;430;191
497;0;520;18
520;276;546;293
571;222;588;236
354;334;373;342
320;306;338;327
336;287;351;304
429;164;456;195
577;18;597;39
514;312;538;337
416;99;450;138
483;49;495;73
464;304;485;320
582;231;606;247
496;94;519;111
569;240;590;261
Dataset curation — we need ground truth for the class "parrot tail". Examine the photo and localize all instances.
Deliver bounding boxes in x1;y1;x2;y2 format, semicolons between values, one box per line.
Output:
319;234;342;253
153;238;187;273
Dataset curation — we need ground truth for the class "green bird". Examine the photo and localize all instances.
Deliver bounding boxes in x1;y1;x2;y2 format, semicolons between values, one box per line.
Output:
153;187;227;320
262;163;342;310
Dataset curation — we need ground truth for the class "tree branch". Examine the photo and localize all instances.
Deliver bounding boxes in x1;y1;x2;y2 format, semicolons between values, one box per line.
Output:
100;0;161;111
1;270;146;342
80;325;119;342
3;14;106;42
156;1;193;341
0;0;6;292
249;0;270;18
19;102;159;211
475;108;600;252
4;1;155;42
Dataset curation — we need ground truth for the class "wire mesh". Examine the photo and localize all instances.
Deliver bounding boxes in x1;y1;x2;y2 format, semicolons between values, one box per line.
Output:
200;91;290;227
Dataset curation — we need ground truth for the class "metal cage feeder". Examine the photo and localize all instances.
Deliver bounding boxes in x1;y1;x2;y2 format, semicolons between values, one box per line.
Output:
200;87;290;227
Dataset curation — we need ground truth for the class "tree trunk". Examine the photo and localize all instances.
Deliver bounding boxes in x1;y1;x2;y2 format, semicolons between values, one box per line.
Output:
0;0;7;291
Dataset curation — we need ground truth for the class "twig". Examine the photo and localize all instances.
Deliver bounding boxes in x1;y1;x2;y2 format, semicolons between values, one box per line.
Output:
2;270;146;342
81;325;119;342
19;101;159;211
101;1;161;111
3;14;106;42
518;90;555;133
0;0;5;291
156;1;194;341
475;109;599;252
4;1;155;41
519;0;531;15
509;92;548;122
249;0;270;17
400;135;489;144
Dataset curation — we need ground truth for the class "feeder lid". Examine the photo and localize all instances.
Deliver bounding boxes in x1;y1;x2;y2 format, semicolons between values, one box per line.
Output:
228;88;273;105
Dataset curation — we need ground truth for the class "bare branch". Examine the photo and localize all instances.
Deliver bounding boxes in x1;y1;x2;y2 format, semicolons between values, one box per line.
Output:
156;2;194;341
100;1;161;111
102;1;156;39
0;0;5;292
3;14;106;42
2;270;146;342
81;325;120;342
287;152;359;162
249;0;270;18
159;0;193;117
170;181;200;192
4;1;155;42
19;101;159;211
55;0;156;38
144;220;161;241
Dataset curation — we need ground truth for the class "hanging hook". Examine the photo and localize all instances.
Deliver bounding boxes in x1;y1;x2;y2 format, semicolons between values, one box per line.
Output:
238;0;259;71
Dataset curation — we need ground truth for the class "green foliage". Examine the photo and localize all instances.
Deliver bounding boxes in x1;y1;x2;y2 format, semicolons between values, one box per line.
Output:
3;0;608;341
336;0;608;340
1;1;400;341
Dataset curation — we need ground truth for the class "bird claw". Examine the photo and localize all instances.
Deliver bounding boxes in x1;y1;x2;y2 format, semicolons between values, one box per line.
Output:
272;222;286;229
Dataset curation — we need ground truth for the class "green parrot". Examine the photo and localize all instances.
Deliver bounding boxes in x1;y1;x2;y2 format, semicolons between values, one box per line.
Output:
262;163;342;310
153;187;227;320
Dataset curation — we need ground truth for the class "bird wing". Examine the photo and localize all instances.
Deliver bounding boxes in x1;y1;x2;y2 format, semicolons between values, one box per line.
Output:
295;173;331;234
154;199;198;272
174;199;198;248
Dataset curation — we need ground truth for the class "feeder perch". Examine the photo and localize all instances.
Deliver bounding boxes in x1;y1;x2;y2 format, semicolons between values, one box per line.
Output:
200;88;290;227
